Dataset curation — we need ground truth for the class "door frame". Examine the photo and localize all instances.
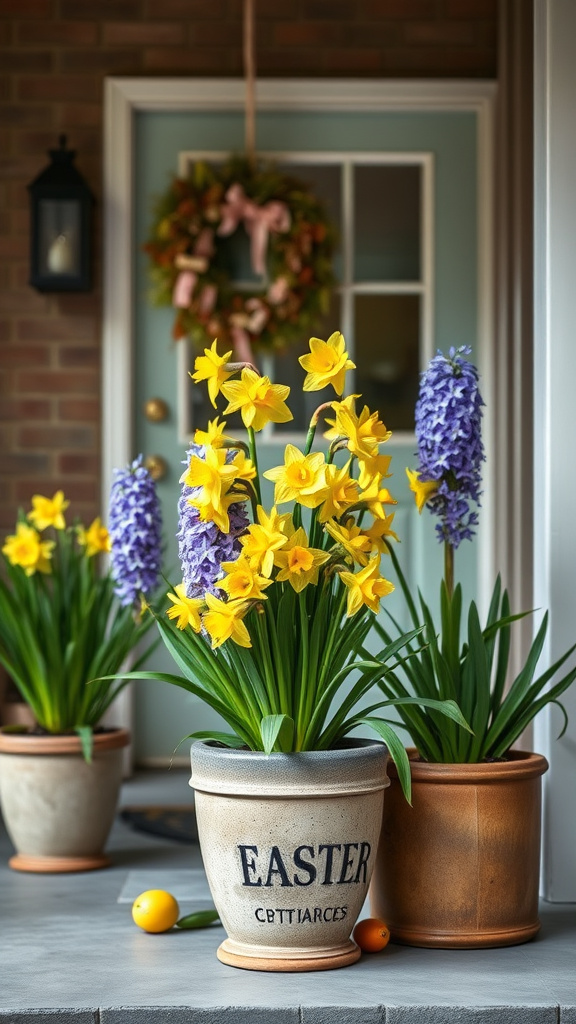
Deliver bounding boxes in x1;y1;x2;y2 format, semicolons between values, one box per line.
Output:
102;75;497;755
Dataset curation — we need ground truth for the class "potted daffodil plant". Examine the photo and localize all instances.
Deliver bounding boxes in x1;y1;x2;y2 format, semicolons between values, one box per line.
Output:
369;346;576;950
126;331;467;972
0;457;162;873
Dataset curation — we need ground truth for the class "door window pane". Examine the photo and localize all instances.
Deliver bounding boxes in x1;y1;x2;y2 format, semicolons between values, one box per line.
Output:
271;291;342;434
354;165;421;282
354;294;420;433
279;162;343;282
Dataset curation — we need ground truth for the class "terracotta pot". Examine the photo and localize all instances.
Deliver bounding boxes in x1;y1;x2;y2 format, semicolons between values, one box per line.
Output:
190;738;389;972
0;727;129;873
369;748;549;949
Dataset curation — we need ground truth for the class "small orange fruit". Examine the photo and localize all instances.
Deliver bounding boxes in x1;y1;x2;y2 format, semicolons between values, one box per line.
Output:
353;916;391;953
131;889;180;933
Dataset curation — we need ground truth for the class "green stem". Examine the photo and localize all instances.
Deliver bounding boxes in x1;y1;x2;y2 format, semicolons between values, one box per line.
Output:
246;426;262;505
444;542;454;600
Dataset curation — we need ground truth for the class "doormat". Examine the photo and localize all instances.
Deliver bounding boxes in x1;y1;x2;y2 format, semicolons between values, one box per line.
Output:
120;805;198;844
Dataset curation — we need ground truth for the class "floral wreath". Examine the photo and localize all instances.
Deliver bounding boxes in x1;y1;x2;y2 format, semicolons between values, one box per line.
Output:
143;156;337;359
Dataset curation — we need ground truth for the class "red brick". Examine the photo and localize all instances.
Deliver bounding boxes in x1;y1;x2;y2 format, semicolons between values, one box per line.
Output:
403;21;477;46
189;20;249;47
16;317;98;342
17;370;99;394
445;0;496;15
18;76;101;103
0;319;10;341
58;452;100;474
58;104;102;129
146;0;225;16
0;156;39;182
0;105;54;127
15;130;66;157
16;21;99;46
0;345;50;366
58;49;143;73
0;235;28;258
103;21;185;45
45;479;98;505
59;398;100;421
0;452;50;474
0;24;12;45
0;397;51;420
18;424;96;448
60;0;143;17
143;46;238;72
0;0;53;17
321;48;385;73
362;0;435;15
58;346;99;369
0;51;54;73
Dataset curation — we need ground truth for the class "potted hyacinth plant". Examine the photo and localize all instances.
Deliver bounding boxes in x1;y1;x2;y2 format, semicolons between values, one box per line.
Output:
122;331;468;972
0;456;162;874
368;346;576;950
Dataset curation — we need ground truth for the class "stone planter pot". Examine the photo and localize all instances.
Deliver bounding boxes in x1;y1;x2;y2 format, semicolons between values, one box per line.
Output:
369;748;549;948
0;727;129;873
190;738;390;972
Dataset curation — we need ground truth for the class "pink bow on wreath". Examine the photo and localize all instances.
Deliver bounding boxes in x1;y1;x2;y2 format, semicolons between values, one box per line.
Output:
217;183;291;276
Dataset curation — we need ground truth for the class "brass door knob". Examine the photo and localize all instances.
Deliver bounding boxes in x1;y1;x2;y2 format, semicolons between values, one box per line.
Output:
144;454;168;481
144;397;169;422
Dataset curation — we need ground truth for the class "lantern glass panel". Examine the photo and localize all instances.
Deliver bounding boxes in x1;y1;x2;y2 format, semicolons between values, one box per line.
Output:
38;199;81;276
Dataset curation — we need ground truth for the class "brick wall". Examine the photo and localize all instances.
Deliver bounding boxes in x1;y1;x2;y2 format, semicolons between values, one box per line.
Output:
0;0;497;531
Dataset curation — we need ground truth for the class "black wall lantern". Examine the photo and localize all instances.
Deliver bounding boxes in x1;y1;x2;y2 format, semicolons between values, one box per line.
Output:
28;135;94;293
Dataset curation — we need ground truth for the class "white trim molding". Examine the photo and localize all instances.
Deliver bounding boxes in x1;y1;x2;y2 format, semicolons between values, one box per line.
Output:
533;0;576;902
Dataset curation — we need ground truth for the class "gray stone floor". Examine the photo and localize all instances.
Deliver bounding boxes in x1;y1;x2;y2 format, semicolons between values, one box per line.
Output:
1;768;576;1023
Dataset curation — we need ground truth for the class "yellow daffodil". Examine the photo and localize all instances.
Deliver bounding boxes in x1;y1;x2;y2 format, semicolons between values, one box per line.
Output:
356;452;393;490
230;450;257;484
362;511;400;553
360;478;398;519
27;491;69;531
240;505;291;577
406;468;439;513
221;368;293;431
187;488;245;534
325;396;391;460
218;556;273;602
191;340;233;408
76;517;111;557
181;446;237;505
317;462;359;524
298;331;356;396
194;416;230;448
339;556;395;616
2;523;54;576
203;594;252;649
324;517;373;567
274;526;330;593
263;445;327;509
166;584;203;632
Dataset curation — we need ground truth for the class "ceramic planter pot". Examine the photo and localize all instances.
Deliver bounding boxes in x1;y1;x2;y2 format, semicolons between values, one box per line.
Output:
189;738;390;972
369;748;549;948
0;727;129;873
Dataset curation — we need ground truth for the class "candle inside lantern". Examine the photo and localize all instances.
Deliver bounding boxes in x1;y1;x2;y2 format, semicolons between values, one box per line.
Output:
47;233;74;274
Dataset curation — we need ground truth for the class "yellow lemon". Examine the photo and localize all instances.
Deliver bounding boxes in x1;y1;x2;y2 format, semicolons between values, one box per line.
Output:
131;889;180;933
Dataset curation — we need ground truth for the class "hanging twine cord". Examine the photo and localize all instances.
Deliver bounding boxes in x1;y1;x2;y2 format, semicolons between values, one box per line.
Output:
243;0;256;164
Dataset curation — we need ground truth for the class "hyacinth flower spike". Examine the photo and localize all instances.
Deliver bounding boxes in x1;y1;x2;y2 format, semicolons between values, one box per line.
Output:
373;346;576;765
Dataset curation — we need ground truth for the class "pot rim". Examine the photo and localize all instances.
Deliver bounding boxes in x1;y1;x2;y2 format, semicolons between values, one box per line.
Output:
190;737;390;797
386;747;549;784
0;726;130;755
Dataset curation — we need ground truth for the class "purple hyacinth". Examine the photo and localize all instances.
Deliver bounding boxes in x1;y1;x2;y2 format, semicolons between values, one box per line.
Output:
414;346;485;548
177;444;249;598
108;455;163;606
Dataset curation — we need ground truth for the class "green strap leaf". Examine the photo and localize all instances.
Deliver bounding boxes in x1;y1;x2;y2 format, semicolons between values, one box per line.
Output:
260;714;295;754
356;716;412;804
